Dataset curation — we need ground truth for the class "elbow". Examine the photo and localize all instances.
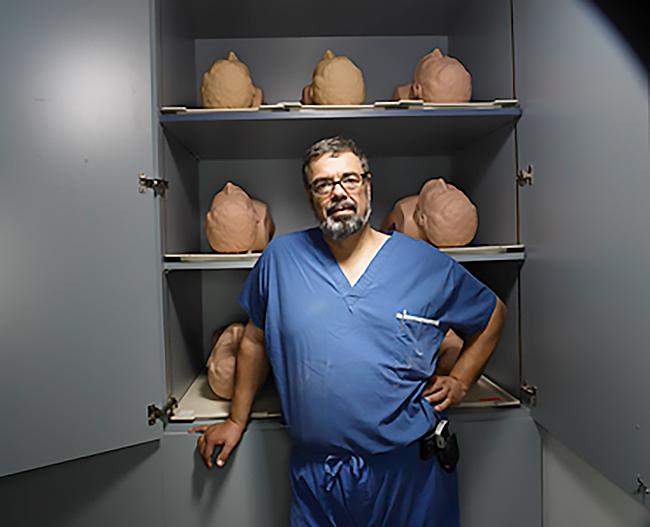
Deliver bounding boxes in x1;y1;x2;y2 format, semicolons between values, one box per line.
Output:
492;297;508;334
497;296;507;318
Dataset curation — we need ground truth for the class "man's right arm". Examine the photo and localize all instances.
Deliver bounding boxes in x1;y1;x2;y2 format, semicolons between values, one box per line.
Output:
189;319;268;468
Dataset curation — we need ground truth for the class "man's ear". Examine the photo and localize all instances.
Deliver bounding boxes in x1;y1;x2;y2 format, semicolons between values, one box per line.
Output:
304;164;316;209
365;173;372;201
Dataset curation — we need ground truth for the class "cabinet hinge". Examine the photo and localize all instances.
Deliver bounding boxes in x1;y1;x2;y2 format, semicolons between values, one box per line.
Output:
147;396;178;425
520;382;537;406
635;474;650;504
517;165;534;186
139;173;169;197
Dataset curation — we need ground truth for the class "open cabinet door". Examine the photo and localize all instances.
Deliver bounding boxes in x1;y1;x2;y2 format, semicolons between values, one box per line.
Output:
0;0;164;476
514;0;650;496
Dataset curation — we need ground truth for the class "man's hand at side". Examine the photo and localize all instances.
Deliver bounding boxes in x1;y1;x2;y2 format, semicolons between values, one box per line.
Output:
188;320;268;468
189;418;245;468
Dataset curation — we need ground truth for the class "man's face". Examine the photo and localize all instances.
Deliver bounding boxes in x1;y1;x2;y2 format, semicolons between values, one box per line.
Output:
305;151;372;241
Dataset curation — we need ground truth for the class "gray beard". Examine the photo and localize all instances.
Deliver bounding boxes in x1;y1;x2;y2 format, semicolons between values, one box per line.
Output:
319;204;372;241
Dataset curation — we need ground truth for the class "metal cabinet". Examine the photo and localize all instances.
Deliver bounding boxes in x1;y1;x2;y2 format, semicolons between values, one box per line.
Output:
155;1;534;524
156;0;524;422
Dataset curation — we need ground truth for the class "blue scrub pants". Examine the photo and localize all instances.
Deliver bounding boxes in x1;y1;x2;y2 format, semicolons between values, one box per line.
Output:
289;442;460;527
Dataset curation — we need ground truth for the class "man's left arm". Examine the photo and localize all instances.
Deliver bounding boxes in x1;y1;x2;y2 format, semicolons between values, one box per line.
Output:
424;297;507;412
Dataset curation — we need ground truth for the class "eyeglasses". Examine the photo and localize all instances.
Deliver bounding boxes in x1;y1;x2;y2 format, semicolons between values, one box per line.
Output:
307;172;369;196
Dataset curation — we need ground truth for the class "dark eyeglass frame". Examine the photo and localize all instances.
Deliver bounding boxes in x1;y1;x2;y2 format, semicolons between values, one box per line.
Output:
307;172;370;196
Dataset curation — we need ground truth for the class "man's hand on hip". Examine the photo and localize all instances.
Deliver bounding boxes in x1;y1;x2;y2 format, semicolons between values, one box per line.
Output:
423;374;468;412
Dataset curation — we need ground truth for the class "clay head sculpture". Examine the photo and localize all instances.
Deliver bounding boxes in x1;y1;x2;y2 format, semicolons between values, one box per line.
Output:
301;50;366;105
414;179;477;247
382;178;477;248
206;323;245;400
381;195;428;241
391;48;472;103
200;51;265;108
204;182;275;253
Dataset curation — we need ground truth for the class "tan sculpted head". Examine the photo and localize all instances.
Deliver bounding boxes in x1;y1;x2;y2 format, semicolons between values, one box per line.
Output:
201;51;264;108
382;179;477;248
413;179;477;247
204;182;275;253
302;50;366;105
392;48;472;103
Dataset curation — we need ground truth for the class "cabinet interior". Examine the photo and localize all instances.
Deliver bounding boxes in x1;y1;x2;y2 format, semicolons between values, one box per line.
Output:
156;0;523;417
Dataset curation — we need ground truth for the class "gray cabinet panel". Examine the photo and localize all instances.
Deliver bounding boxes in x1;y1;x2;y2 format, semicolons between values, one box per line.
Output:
162;421;293;527
514;0;650;496
451;408;541;527
0;0;164;476
0;441;164;527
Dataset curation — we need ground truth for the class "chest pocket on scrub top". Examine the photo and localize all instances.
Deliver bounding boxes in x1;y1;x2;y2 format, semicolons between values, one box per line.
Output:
394;309;443;379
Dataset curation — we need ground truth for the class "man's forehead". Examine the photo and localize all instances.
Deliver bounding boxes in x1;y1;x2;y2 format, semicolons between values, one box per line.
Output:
309;151;362;175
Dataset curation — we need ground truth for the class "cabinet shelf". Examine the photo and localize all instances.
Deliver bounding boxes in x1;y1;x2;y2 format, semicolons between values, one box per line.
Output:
160;103;521;160
168;373;519;422
163;244;525;271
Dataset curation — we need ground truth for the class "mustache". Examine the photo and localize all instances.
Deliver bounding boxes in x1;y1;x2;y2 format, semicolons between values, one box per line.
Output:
326;199;357;215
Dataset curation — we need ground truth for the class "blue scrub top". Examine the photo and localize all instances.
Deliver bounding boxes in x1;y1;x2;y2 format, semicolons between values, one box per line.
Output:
239;228;496;455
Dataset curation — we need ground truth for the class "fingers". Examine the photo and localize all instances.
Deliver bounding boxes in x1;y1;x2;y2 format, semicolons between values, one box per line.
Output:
215;442;235;468
425;388;450;410
423;375;446;401
190;421;244;469
190;426;217;468
197;431;217;468
424;375;463;411
425;388;452;412
434;396;452;412
188;425;209;434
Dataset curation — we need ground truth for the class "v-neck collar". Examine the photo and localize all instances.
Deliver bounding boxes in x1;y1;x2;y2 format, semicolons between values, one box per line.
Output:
311;228;397;308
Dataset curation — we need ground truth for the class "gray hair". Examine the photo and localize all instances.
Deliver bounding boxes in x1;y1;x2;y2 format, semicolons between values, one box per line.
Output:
301;136;370;186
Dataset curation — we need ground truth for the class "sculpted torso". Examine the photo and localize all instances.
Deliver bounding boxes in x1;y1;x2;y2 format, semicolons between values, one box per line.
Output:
206;323;245;400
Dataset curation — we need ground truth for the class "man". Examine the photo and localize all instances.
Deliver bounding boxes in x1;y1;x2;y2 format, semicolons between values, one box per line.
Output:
190;136;506;526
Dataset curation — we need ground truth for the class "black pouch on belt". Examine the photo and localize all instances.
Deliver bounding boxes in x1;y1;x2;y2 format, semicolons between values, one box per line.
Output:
419;418;459;473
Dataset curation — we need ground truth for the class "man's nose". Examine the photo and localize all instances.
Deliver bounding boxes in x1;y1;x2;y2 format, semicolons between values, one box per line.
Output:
331;180;349;197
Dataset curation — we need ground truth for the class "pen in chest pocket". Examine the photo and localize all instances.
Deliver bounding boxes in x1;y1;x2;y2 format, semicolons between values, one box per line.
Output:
396;309;440;331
